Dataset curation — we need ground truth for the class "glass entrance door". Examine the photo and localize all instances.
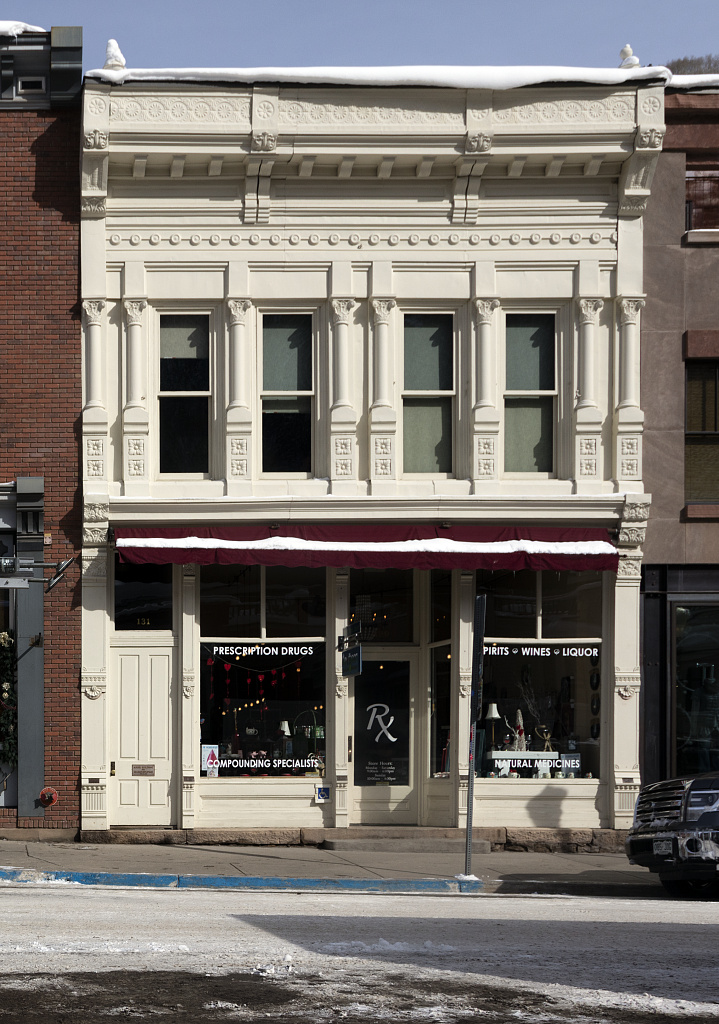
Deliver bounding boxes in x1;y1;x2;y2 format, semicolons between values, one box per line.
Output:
349;652;418;824
672;602;719;776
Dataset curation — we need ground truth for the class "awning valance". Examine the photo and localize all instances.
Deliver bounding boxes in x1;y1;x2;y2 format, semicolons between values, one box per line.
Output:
114;524;618;573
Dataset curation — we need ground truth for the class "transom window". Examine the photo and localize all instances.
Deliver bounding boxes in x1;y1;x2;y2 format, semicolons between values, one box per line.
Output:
262;314;313;474
159;314;210;474
402;314;454;473
504;313;556;473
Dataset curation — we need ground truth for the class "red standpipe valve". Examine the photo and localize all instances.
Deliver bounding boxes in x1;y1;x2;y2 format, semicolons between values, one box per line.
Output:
39;788;58;807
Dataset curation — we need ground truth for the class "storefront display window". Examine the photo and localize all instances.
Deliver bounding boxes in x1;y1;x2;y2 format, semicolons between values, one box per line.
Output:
200;565;325;639
673;603;719;775
350;568;413;643
200;642;325;778
478;570;602;779
114;556;173;630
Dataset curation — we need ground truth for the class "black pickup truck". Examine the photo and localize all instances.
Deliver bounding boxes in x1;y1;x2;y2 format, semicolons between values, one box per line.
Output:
626;773;719;898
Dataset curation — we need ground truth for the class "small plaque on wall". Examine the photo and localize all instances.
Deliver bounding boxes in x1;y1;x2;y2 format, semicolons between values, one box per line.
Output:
131;764;155;777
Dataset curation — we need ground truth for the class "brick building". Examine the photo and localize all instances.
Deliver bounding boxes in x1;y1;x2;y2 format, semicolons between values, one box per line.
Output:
0;23;82;829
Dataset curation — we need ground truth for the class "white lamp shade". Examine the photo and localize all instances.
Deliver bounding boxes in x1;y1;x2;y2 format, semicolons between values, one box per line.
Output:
485;702;501;720
280;720;291;736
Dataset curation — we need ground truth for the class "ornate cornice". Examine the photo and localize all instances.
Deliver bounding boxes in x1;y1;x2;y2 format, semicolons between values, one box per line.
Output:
124;299;147;326
371;298;396;325
474;298;500;326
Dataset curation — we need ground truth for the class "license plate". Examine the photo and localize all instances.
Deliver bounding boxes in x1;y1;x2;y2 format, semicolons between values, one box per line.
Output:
653;839;673;855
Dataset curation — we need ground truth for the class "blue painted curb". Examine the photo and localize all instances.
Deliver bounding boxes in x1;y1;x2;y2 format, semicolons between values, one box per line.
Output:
0;866;482;893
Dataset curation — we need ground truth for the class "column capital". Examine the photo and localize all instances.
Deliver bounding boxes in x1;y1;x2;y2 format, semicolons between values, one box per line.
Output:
82;299;106;327
226;298;252;326
330;298;356;326
576;297;604;325
371;297;396;325
617;296;645;325
474;298;500;325
123;299;147;326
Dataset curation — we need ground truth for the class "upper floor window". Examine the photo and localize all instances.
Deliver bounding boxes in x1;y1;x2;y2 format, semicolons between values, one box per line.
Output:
686;171;719;230
686;361;719;501
402;314;454;473
159;314;210;474
504;313;556;473
262;314;313;474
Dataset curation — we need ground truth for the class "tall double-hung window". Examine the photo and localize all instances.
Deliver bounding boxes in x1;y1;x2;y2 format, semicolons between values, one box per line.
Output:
402;314;454;474
504;313;556;473
262;314;313;474
686;361;719;501
159;314;211;474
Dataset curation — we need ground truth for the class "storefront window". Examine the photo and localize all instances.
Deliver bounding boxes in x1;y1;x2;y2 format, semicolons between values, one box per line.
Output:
200;642;325;778
114;557;173;630
350;568;413;643
673;604;719;775
266;566;326;638
478;570;602;779
200;565;261;637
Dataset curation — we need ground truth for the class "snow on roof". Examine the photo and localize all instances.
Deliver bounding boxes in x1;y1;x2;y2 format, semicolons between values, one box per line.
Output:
0;20;46;37
669;74;719;91
86;64;671;91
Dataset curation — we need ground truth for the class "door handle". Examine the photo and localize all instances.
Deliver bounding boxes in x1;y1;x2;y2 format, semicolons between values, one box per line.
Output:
347;736;352;763
110;761;116;776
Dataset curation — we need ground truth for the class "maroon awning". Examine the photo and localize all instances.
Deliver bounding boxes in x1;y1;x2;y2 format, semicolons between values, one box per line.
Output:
114;524;618;572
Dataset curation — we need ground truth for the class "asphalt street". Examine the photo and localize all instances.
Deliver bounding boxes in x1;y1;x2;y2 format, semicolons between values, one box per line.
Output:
0;885;715;1022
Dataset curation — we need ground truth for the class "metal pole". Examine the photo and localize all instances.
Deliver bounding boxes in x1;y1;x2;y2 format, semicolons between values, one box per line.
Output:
464;593;486;877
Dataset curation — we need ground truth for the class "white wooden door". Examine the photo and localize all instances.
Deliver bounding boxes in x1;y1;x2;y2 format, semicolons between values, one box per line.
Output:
348;651;419;824
109;648;175;826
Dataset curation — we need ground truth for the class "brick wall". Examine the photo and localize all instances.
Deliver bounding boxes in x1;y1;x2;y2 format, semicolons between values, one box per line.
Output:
0;108;81;828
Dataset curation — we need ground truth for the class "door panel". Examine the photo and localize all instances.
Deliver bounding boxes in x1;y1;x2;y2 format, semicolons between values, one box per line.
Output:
349;653;418;824
110;648;174;826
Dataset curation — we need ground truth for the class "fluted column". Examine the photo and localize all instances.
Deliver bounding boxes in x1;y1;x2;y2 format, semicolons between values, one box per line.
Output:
329;299;358;493
226;299;253;496
369;297;397;494
614;297;646;487
82;299;106;412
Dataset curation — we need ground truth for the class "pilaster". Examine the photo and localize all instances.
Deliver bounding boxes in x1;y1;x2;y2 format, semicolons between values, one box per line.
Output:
574;297;604;491
225;298;253;496
181;564;197;829
454;570;475;829
614;297;645;487
82;299;109;493
472;298;500;487
369;297;397;495
122;298;149;494
332;569;350;827
80;520;109;831
329;298;358;494
610;494;650;826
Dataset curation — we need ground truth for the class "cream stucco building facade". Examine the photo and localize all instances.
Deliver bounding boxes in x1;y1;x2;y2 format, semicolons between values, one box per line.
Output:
79;63;664;834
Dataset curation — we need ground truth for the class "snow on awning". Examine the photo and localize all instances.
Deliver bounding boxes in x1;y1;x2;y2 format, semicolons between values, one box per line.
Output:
114;525;618;573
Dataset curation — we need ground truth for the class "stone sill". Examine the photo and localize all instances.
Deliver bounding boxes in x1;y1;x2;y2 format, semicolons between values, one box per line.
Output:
684;229;719;245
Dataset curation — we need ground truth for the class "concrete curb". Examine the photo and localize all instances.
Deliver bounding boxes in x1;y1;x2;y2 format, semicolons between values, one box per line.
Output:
0;866;482;894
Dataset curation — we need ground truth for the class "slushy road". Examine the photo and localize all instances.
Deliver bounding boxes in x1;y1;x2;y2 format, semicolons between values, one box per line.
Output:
0;884;716;1022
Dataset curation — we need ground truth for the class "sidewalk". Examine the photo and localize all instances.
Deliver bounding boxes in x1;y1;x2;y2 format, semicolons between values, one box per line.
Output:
0;835;663;896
